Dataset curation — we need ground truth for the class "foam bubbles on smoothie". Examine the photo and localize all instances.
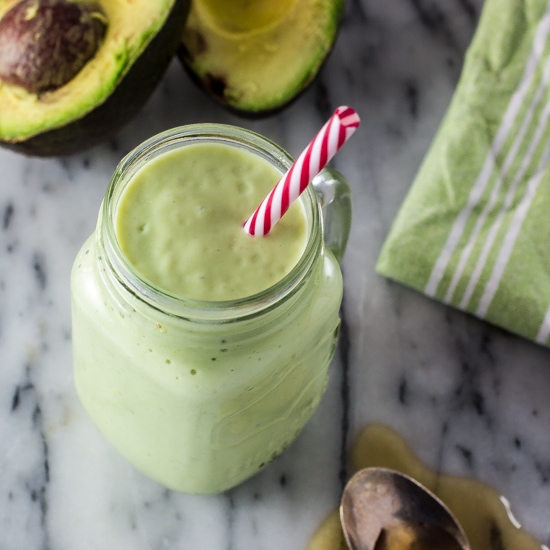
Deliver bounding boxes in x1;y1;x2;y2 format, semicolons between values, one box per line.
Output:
115;143;308;301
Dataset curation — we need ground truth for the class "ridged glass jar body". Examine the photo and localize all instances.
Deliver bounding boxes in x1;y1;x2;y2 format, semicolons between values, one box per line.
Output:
71;125;350;494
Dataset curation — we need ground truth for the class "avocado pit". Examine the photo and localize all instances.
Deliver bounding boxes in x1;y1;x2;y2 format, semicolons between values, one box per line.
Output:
0;0;108;94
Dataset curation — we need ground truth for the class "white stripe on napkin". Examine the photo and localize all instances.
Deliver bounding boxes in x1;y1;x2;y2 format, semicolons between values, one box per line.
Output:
444;52;550;307
462;69;550;311
476;142;550;317
425;3;550;301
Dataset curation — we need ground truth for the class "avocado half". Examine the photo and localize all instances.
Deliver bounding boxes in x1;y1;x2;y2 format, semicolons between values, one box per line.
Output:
178;0;344;116
0;0;190;156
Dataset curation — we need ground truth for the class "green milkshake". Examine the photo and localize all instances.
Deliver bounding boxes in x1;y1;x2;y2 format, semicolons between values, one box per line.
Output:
71;125;349;494
115;143;307;301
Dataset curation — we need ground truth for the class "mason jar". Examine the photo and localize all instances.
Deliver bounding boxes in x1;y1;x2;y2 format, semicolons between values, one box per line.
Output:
71;124;352;494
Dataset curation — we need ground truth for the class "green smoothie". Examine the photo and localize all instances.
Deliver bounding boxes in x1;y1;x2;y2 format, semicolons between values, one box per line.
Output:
115;143;307;300
71;127;346;494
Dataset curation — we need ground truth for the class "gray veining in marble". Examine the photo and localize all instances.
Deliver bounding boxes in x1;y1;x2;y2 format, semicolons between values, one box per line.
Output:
2;1;550;549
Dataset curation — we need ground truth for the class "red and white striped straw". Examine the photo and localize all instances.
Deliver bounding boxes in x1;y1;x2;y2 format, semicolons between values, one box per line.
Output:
243;105;360;237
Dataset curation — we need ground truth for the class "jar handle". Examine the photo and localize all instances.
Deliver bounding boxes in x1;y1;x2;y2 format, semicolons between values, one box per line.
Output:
311;167;352;264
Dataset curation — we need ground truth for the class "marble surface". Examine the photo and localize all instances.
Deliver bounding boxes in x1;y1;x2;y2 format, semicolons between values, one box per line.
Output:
1;0;550;548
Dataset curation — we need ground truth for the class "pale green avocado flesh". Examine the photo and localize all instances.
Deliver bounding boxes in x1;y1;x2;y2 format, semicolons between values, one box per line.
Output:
0;0;189;156
179;0;344;115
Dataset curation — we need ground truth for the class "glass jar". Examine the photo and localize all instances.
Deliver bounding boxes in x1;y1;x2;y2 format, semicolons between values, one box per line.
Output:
71;124;352;494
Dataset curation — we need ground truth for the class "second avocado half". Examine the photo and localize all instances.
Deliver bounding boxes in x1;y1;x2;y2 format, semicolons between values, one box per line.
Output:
179;0;344;116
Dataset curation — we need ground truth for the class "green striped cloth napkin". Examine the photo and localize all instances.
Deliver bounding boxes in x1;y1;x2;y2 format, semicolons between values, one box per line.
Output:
376;0;550;346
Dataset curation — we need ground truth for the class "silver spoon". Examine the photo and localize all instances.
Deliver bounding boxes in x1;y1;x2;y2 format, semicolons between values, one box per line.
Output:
340;467;470;550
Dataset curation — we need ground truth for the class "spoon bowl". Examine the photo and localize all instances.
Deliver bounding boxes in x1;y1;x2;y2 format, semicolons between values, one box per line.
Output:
340;467;470;550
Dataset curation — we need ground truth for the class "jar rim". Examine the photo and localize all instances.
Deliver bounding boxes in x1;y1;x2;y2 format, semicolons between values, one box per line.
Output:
99;123;322;322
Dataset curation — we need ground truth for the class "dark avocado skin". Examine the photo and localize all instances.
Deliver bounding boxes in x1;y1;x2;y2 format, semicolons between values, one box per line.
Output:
2;0;190;157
